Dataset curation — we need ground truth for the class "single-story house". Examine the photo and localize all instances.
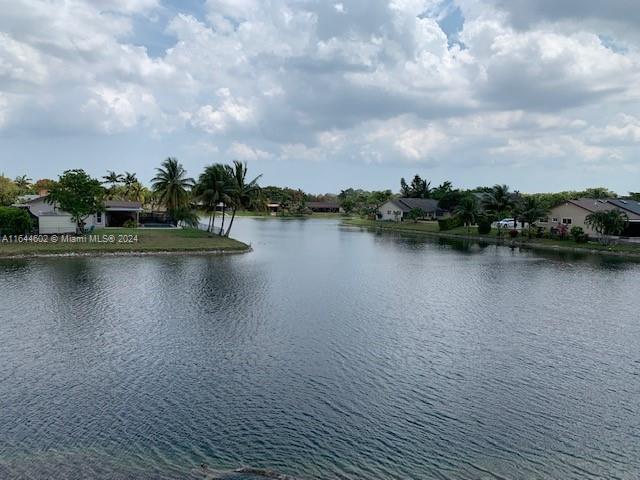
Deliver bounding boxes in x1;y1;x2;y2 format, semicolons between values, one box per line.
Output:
377;198;444;222
267;202;281;215
540;198;640;237
307;201;342;213
14;196;143;233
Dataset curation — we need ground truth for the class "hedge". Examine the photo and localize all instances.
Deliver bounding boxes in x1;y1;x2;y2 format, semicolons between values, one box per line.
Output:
0;207;33;235
438;216;463;231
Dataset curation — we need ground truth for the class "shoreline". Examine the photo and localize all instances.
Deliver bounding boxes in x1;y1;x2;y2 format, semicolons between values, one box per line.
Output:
343;219;640;261
0;247;252;260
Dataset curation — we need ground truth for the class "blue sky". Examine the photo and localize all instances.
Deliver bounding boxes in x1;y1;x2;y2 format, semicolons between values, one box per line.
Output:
1;0;639;194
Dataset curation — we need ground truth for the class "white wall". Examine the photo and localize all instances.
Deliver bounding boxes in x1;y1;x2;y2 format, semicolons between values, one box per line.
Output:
378;201;404;221
38;216;77;234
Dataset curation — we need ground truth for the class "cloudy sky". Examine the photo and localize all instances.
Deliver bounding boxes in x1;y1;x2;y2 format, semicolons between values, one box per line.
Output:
1;0;639;194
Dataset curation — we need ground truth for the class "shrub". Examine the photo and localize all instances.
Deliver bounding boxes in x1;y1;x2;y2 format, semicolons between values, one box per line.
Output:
477;219;492;235
123;219;138;229
0;207;33;235
509;229;519;238
570;226;584;242
438;216;463;231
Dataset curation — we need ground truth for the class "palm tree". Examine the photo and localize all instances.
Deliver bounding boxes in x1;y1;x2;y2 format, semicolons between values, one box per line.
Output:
123;172;138;197
454;196;479;234
482;184;514;236
586;210;629;244
223;161;262;237
518;197;548;238
14;175;32;193
129;182;146;202
102;171;124;199
151;158;194;224
194;164;229;233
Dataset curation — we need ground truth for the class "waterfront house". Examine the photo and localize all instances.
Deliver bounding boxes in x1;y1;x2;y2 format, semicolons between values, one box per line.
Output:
307;201;342;213
540;198;640;237
14;196;143;233
377;198;444;222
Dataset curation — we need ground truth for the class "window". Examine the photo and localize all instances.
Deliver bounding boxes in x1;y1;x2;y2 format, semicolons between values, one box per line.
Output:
539;217;549;223
96;212;102;223
552;217;558;223
387;210;391;214
562;218;572;225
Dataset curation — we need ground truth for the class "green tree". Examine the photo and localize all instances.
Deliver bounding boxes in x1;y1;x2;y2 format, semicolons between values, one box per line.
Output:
194;164;229;233
0;175;19;206
432;181;453;200
585;209;629;243
47;169;105;233
14;175;33;194
406;208;423;223
151;158;194;224
409;174;431;198
223;161;262;237
123;172;138;197
518;196;549;238
482;184;514;235
453;196;479;233
400;178;411;197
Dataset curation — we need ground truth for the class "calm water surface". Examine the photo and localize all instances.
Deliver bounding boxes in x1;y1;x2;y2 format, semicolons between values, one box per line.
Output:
1;218;639;479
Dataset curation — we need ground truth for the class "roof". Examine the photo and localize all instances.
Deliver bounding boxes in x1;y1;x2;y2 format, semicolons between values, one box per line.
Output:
608;198;640;217
567;198;615;213
307;201;340;209
391;198;440;213
104;200;143;211
563;198;640;221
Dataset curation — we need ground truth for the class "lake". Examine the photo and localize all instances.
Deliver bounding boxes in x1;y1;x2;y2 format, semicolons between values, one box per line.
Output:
1;218;639;479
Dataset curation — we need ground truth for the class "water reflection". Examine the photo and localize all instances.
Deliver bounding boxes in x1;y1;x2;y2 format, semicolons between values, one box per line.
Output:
1;218;640;480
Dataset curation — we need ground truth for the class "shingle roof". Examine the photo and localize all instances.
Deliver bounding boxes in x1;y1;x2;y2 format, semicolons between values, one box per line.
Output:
307;201;340;209
607;199;640;217
392;198;440;213
104;200;143;210
566;198;640;221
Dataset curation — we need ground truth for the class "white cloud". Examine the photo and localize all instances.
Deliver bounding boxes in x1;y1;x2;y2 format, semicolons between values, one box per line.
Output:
2;0;640;192
228;142;272;161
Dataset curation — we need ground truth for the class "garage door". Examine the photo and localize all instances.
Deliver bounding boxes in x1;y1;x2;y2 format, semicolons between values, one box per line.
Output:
38;215;77;234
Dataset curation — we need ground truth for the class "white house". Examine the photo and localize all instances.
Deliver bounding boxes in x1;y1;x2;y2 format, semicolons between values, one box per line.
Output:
14;196;143;234
377;198;444;222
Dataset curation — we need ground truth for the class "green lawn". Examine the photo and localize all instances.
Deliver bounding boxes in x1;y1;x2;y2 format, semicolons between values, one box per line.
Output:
0;228;249;258
343;218;640;257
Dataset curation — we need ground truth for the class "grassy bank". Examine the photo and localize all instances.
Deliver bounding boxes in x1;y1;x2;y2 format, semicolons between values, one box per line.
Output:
343;218;640;259
0;228;249;258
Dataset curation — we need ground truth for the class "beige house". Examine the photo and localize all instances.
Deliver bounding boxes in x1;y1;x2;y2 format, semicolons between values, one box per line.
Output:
541;199;640;236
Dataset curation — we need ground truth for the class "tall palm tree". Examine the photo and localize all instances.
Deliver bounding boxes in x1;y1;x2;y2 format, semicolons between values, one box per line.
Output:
102;171;124;200
223;161;262;237
194;164;229;233
454;196;479;234
123;172;138;197
14;175;32;192
151;158;194;223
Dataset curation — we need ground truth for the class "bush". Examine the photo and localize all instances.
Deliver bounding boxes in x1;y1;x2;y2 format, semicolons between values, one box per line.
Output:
0;207;33;235
123;219;138;228
509;229;519;238
477;219;492;235
570;227;589;243
438;216;463;231
570;226;583;241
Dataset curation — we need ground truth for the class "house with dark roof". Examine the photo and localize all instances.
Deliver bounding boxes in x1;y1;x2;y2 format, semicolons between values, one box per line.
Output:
541;198;640;237
306;201;342;213
377;198;445;222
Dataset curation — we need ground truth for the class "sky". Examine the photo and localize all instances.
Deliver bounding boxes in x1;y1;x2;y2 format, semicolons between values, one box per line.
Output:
1;0;639;194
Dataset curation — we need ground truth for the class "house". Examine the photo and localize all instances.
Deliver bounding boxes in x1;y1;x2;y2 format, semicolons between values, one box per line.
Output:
267;203;281;215
307;201;342;213
377;198;444;222
14;196;143;233
541;198;640;237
